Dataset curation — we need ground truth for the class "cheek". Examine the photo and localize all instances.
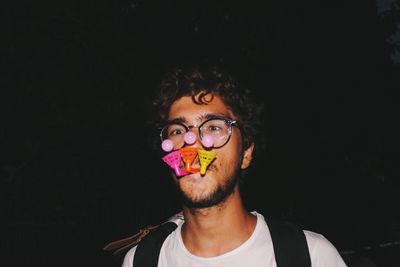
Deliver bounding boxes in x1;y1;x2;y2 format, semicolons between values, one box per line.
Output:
217;146;241;172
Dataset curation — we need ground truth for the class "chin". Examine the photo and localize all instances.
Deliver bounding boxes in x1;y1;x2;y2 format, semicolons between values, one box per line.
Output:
178;175;212;197
178;176;238;209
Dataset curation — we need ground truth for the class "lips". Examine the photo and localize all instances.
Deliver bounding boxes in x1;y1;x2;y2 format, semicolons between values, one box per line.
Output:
180;158;200;173
177;151;217;178
179;162;217;178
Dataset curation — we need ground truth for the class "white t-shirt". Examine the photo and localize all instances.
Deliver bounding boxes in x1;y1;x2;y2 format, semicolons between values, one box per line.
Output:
122;212;347;267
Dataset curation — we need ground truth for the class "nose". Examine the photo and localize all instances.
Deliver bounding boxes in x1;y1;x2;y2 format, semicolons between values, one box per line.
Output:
184;131;197;145
184;128;214;149
184;127;203;148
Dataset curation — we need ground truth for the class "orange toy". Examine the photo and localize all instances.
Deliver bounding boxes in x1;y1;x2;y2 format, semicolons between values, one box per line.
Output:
179;147;199;173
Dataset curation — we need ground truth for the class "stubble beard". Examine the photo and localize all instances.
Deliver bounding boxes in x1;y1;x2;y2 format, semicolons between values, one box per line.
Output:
177;166;240;210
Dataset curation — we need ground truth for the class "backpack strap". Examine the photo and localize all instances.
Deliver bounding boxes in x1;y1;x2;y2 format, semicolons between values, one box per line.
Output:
266;219;311;267
103;225;160;256
132;221;178;267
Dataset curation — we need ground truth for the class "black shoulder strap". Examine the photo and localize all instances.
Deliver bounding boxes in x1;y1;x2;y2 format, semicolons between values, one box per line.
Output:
132;221;178;267
266;219;311;267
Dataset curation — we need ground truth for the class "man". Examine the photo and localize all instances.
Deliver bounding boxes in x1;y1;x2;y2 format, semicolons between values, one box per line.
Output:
121;66;346;266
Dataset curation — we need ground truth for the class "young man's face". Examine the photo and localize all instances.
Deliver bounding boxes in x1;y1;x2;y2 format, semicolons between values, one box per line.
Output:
167;94;254;209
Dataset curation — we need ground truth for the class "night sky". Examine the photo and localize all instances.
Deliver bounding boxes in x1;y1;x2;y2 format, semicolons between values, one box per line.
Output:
3;1;400;266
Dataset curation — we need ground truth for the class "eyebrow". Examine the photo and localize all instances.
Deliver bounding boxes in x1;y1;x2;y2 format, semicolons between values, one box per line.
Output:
198;113;233;121
167;113;234;125
167;117;187;124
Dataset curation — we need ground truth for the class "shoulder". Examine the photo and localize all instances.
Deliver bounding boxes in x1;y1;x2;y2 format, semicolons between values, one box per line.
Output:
121;212;184;267
121;222;180;267
255;211;346;266
122;246;137;267
303;230;347;266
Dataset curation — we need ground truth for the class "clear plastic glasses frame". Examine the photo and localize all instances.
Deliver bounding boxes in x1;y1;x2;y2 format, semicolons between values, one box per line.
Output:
160;117;239;150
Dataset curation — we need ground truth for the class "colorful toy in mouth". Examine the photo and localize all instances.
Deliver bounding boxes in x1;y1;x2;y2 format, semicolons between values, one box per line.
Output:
161;135;216;176
198;149;217;175
161;139;174;152
162;150;187;177
201;134;214;148
184;132;197;145
179;147;199;173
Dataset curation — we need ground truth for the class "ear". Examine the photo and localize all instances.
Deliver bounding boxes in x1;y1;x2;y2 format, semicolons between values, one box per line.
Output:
241;143;255;169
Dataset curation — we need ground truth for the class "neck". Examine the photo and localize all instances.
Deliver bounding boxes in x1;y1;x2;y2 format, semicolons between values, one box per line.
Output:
181;185;257;257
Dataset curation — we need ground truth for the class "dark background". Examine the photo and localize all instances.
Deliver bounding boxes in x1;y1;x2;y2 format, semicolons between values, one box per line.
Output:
2;0;399;266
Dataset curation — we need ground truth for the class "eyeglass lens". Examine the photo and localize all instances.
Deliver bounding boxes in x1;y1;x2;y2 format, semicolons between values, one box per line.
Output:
161;119;232;149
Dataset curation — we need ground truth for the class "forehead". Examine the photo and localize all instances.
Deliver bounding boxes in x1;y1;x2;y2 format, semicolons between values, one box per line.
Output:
168;95;235;122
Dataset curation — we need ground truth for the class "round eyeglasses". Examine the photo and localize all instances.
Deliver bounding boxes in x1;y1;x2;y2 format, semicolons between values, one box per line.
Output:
160;117;239;150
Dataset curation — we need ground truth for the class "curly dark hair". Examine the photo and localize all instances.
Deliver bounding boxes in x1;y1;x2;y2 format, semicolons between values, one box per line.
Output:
151;66;264;155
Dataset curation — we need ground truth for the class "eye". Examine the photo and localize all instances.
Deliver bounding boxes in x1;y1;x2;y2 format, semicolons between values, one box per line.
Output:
166;124;187;137
169;128;185;136
209;125;222;132
202;119;227;134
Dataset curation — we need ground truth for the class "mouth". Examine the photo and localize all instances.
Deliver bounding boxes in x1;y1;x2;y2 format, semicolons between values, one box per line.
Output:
178;151;217;178
179;171;205;184
180;158;200;172
178;163;216;180
176;168;200;180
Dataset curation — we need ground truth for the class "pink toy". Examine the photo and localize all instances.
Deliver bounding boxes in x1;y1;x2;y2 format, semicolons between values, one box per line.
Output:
161;139;174;152
201;134;214;148
162;150;187;177
184;131;197;145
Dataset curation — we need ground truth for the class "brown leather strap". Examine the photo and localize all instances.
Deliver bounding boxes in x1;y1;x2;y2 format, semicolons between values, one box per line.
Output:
103;225;160;255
